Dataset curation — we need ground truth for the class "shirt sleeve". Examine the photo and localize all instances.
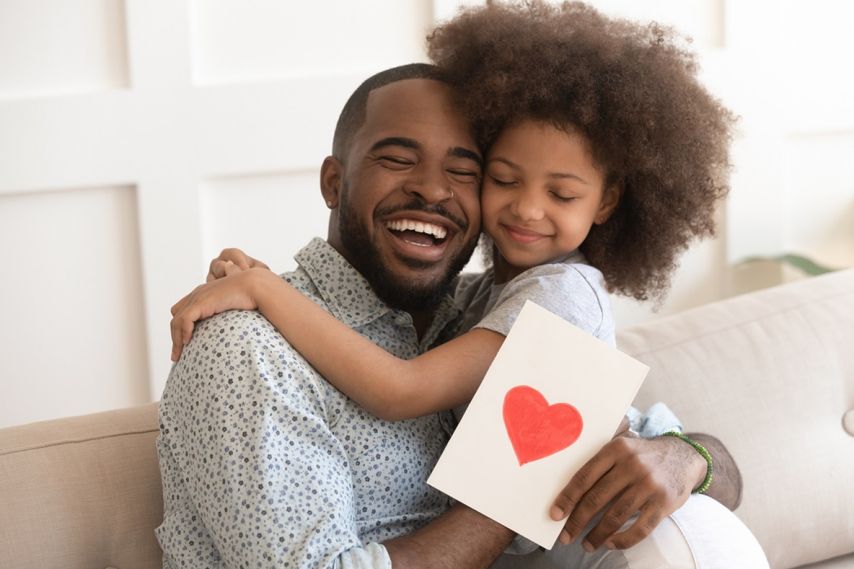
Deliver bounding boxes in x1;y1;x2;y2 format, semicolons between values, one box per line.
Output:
475;263;610;342
626;402;684;437
157;310;390;569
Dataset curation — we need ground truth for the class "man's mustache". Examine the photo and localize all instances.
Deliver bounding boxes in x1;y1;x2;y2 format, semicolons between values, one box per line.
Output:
375;200;469;233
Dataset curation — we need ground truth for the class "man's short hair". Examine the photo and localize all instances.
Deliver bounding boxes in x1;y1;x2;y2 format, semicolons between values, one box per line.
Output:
331;63;447;161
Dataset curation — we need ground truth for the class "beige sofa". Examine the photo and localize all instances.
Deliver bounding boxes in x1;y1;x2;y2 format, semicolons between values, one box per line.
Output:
2;269;853;569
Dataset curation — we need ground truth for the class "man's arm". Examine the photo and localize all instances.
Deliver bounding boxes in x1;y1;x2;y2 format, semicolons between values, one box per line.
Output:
687;432;742;509
384;504;514;569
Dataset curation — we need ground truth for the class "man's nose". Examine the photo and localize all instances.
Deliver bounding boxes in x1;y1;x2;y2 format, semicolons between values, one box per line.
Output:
403;167;453;203
510;189;545;221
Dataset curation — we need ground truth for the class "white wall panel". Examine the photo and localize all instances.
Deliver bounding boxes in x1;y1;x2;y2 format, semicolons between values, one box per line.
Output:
0;0;128;100
200;171;329;274
0;185;148;428
783;134;854;267
190;0;433;84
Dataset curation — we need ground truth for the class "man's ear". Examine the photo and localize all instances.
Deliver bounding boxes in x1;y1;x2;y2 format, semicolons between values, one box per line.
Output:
594;182;623;225
320;156;343;208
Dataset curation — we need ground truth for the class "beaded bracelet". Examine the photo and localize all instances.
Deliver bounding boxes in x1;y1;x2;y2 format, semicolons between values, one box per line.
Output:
662;430;713;494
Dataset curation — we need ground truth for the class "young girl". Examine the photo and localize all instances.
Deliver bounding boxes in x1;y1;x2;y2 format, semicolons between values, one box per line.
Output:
171;2;733;426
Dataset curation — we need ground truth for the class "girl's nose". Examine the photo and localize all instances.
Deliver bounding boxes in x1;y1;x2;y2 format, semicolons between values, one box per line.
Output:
510;190;545;221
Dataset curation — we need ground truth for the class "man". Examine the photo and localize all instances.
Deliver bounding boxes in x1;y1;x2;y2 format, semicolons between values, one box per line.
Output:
157;64;762;568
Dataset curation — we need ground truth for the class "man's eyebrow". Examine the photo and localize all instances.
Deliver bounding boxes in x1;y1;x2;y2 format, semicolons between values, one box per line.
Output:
489;156;589;184
369;137;420;152
449;147;483;167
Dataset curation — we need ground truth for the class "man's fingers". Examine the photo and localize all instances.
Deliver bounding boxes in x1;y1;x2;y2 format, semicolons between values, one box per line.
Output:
560;463;631;545
581;491;645;550
603;503;664;551
551;447;618;540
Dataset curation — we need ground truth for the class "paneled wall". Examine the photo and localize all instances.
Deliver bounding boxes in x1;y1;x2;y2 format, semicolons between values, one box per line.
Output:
1;0;852;428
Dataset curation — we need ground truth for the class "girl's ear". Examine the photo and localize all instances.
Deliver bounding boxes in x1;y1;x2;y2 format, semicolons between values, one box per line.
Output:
594;183;623;225
320;156;343;208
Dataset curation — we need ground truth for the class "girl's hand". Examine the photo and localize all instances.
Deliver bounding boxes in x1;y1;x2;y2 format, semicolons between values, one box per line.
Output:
207;248;270;282
170;268;272;362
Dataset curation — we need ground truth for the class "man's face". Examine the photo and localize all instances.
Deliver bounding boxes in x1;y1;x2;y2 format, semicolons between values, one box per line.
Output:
327;79;483;311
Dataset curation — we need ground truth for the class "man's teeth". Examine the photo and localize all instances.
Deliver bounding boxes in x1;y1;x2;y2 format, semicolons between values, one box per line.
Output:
385;219;448;240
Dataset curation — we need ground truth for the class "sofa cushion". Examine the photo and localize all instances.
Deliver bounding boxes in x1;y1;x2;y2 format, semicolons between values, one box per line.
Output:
619;269;854;569
0;403;162;569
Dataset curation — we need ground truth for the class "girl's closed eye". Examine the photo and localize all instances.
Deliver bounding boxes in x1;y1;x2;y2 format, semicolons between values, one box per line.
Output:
489;175;517;187
550;191;577;203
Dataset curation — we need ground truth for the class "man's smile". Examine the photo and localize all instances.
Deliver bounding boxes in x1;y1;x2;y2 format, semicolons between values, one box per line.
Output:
385;218;448;243
381;211;458;263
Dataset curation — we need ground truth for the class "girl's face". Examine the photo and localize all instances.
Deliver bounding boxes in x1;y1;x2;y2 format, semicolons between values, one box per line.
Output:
481;120;621;282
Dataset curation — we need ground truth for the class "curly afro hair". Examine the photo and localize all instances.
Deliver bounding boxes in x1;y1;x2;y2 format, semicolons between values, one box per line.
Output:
428;1;737;301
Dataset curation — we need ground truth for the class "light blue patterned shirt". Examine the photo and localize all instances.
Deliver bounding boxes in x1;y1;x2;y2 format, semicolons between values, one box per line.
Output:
156;238;459;568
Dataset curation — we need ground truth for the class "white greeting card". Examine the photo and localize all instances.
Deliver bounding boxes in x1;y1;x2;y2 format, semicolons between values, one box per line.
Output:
427;301;648;549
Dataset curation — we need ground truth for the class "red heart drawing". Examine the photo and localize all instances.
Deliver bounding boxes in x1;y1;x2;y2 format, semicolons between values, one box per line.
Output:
503;385;583;466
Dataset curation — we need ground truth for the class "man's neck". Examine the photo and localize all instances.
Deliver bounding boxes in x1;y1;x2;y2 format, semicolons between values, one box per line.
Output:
326;236;438;340
410;310;435;341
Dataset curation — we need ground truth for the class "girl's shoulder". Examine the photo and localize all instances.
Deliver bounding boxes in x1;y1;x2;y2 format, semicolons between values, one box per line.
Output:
479;252;616;344
507;251;607;301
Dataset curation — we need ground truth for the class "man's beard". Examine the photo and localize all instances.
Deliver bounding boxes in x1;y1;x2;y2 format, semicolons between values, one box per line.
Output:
337;189;478;313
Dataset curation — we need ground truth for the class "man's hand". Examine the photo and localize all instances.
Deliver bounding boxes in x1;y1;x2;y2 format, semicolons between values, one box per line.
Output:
550;434;706;552
207;248;270;282
170;268;276;361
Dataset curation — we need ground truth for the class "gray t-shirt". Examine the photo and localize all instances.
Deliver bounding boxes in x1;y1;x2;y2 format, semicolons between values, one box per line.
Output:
454;250;614;344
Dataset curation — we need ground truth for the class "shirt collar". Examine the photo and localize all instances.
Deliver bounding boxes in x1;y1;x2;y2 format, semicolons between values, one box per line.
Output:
294;238;460;335
294;238;390;329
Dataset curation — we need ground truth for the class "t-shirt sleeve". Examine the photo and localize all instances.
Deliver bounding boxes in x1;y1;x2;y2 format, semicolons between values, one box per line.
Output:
474;263;609;340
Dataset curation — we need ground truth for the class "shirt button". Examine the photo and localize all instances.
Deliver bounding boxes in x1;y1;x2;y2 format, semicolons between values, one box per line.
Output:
394;314;411;327
844;410;854;436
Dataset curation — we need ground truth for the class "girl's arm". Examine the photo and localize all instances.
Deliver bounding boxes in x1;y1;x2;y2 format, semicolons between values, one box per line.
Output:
171;268;504;421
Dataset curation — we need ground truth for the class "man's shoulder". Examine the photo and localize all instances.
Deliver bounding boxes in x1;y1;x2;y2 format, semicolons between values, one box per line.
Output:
163;308;323;406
